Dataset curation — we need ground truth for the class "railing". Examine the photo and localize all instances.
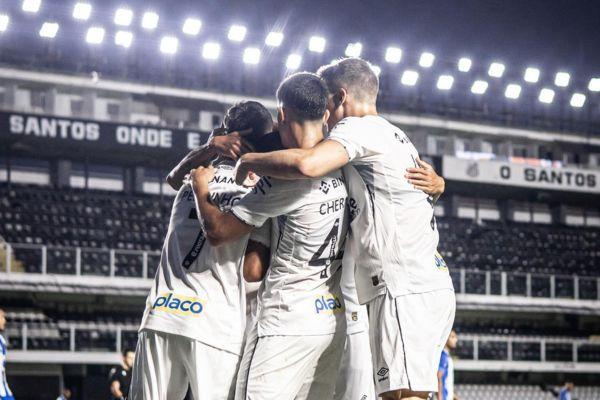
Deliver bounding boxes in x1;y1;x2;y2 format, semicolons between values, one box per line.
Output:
457;334;600;364
1;242;160;279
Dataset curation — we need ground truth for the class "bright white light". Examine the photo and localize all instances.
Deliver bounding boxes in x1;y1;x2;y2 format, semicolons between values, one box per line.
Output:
488;62;505;78
555;72;570;87
437;75;454;90
114;8;133;26
505;84;522;99
419;52;435;68
0;15;9;32
286;54;301;70
115;30;133;48
39;22;59;38
345;42;362;57
86;26;105;44
458;57;472;72
538;88;555;104
471;80;488;94
385;47;402;63
182;18;202;35
142;12;159;30
524;67;540;83
401;70;419;86
309;36;326;53
265;31;284;47
371;65;381;77
570;93;586;108
243;47;261;64
589;78;600;92
73;3;92;20
22;0;41;13
202;42;220;60
160;36;178;54
228;25;247;42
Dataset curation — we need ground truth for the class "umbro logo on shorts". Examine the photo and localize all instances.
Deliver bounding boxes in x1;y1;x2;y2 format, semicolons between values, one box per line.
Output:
377;367;389;382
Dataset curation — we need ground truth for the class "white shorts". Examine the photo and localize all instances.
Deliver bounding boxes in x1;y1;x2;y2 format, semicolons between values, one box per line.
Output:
130;329;241;400
368;289;455;395
334;330;376;400
235;324;344;400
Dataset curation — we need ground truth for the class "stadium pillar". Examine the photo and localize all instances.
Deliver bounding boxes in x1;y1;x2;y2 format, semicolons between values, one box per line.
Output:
123;167;133;194
133;167;145;194
52;160;72;188
82;90;96;119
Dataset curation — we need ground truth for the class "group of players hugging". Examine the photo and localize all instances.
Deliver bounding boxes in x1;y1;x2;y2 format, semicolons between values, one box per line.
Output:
128;57;455;400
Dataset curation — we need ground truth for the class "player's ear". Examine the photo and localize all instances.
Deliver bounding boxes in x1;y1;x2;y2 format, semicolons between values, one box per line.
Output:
322;109;330;125
338;88;348;106
277;107;285;125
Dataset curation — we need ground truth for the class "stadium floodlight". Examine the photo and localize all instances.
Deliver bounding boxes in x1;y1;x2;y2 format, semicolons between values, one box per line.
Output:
202;42;221;60
555;71;570;87
570;93;586;108
86;26;105;44
160;36;178;54
182;18;202;35
488;62;505;78
458;57;472;72
419;52;435;68
538;88;555;104
589;78;600;92
73;3;92;20
471;80;488;94
309;36;326;53
243;47;261;64
505;83;522;99
142;11;159;30
0;15;9;32
401;70;419;86
524;67;540;83
265;31;284;47
286;53;301;70
437;75;454;90
114;8;133;26
385;47;402;63
39;22;59;38
115;30;133;48
371;64;381;77
22;0;41;13
345;42;362;57
228;25;247;42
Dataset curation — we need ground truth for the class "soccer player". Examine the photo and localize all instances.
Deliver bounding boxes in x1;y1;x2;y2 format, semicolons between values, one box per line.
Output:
558;381;574;400
0;309;14;400
189;72;348;400
109;348;134;400
129;101;274;400
437;330;458;400
234;58;455;400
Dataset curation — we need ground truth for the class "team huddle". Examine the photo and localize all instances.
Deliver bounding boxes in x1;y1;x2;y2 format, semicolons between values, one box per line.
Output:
129;57;456;400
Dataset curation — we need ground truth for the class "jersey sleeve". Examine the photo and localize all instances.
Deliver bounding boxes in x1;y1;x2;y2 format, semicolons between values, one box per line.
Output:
108;367;119;383
248;219;271;248
438;351;448;373
231;178;304;228
327;118;373;161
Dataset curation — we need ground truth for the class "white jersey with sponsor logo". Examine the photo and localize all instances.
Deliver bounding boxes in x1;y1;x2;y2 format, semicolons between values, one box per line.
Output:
0;334;13;399
328;116;453;303
232;171;349;336
340;252;368;335
139;162;269;355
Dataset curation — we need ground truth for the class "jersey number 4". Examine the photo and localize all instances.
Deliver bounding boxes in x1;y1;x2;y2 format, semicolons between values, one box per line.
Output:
309;218;343;279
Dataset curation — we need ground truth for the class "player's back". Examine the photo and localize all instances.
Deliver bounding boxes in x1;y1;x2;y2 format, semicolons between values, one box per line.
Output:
232;170;349;337
140;161;264;355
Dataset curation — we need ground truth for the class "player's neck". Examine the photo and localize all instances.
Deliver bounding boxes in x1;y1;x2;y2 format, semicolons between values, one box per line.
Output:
290;121;324;149
444;346;451;353
344;101;377;118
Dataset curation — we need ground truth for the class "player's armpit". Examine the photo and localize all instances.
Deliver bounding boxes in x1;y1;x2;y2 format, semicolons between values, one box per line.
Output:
243;239;270;282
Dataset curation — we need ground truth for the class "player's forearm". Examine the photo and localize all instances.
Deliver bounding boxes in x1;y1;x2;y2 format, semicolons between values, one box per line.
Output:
166;144;216;190
437;378;444;400
238;149;313;181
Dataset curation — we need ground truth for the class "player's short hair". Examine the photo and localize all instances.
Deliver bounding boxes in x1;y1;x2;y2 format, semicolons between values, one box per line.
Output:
223;100;274;146
276;72;328;122
317;57;379;103
122;348;134;357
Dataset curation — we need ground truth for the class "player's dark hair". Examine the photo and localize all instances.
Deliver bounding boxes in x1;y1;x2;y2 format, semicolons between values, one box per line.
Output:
317;57;379;103
276;72;328;122
223;101;274;147
122;348;134;357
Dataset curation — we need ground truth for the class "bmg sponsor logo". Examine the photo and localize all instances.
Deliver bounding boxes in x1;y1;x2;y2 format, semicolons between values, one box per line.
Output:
152;293;204;316
314;295;343;314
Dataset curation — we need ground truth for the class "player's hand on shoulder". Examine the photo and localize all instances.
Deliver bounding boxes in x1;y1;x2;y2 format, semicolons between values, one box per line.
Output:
405;157;445;196
209;128;252;160
189;165;215;190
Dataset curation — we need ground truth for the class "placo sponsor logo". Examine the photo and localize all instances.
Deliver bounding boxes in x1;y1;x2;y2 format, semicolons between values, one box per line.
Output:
152;293;204;316
314;295;343;314
434;251;448;271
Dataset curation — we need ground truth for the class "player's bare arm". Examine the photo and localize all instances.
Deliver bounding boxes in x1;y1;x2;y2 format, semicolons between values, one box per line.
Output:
189;165;254;246
166;130;251;190
235;139;349;185
243;240;270;282
405;158;445;202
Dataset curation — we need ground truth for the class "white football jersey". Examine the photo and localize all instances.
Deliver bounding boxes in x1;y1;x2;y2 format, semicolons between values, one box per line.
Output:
139;162;270;355
340;251;368;335
328;115;453;303
231;171;348;337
